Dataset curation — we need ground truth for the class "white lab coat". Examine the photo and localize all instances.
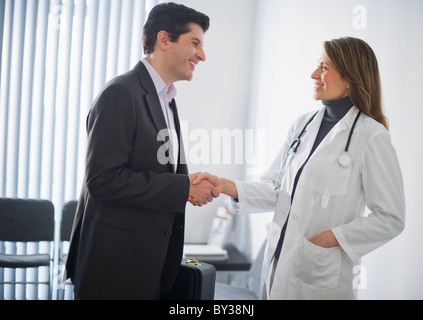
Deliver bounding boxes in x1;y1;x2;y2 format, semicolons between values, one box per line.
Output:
234;106;405;300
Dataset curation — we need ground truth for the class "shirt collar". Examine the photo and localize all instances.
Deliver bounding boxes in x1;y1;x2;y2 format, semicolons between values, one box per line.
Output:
141;58;177;101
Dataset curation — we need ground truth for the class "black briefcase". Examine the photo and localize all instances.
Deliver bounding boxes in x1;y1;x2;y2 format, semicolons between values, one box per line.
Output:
162;259;216;300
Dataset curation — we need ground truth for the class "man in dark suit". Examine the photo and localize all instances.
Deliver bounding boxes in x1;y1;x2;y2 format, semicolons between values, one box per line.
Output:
65;3;217;299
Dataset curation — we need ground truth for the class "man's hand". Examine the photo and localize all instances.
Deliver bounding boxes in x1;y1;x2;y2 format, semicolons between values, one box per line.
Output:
193;172;222;192
189;172;238;206
188;173;220;207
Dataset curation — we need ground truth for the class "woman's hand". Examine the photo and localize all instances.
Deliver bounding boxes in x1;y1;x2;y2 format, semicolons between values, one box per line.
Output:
188;172;238;206
308;230;339;248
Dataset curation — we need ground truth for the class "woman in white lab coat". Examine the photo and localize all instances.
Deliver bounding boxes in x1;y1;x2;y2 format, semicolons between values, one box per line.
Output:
191;37;405;299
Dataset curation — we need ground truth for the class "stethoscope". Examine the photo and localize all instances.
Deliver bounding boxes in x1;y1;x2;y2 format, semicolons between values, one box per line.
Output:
274;110;362;190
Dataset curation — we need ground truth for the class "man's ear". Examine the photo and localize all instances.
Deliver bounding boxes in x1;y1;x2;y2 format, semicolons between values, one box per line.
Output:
156;30;170;51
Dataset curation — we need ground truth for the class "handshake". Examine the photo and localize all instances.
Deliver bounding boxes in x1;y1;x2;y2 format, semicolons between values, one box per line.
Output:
187;172;238;207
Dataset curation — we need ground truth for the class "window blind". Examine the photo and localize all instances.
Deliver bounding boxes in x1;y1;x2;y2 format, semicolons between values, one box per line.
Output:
0;0;157;300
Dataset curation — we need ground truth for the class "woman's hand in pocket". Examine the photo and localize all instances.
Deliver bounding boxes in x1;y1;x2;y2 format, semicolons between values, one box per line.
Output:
308;230;339;248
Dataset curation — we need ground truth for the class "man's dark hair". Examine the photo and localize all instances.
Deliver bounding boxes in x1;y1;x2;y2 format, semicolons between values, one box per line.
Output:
143;2;210;54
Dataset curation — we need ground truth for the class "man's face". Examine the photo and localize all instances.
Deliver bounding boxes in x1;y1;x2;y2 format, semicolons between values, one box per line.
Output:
166;23;206;83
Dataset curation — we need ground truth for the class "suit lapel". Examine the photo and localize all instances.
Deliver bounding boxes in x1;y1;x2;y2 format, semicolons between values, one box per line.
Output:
134;62;168;136
134;61;187;174
133;62;176;172
145;91;171;145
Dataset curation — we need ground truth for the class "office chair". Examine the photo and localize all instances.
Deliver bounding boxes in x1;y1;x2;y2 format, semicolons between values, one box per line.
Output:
60;200;77;244
214;241;266;300
0;198;55;300
57;200;77;300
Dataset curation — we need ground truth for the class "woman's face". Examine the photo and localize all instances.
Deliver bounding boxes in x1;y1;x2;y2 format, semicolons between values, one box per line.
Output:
311;51;350;101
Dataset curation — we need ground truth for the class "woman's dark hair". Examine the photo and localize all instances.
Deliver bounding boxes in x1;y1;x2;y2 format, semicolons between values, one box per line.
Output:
324;37;388;130
143;2;210;54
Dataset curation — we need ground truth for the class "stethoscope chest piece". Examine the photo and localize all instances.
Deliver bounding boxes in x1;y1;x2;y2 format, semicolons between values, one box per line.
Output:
338;152;351;168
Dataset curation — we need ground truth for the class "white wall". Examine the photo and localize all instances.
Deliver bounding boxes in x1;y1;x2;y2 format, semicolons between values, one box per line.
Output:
170;0;256;246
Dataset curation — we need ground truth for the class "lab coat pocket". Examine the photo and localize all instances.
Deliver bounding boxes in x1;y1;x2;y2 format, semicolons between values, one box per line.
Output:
310;155;351;195
310;155;351;207
292;237;341;290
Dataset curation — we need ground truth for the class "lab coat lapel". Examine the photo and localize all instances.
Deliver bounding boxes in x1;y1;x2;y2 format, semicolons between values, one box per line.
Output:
301;107;325;155
292;107;325;168
312;106;360;154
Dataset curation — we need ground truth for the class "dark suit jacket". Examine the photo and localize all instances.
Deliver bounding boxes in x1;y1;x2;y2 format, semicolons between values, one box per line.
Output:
65;61;190;299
